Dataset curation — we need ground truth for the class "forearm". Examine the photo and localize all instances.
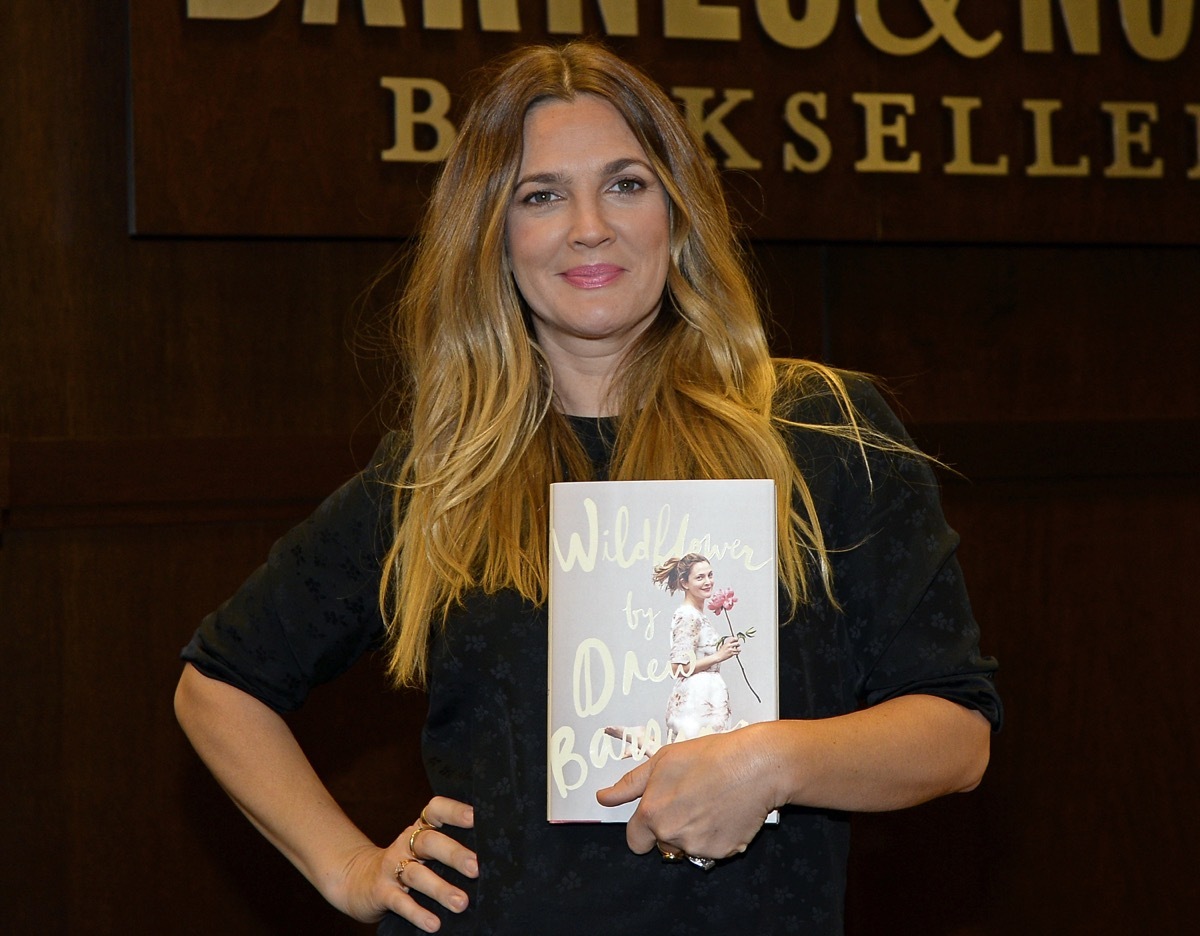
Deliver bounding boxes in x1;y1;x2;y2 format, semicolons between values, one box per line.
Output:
757;694;991;813
671;649;734;676
174;663;373;910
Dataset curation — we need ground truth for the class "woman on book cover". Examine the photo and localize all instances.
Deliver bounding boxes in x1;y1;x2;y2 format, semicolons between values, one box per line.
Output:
174;39;1002;936
604;553;740;753
655;553;740;740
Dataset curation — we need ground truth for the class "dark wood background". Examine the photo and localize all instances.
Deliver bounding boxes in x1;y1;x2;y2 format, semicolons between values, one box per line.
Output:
2;3;1197;933
128;3;1200;242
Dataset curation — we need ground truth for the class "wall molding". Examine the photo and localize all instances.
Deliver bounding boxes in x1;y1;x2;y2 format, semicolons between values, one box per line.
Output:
2;422;1194;530
1;434;382;530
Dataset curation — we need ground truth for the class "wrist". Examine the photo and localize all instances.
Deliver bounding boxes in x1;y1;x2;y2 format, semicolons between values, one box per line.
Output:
311;837;379;914
742;720;799;811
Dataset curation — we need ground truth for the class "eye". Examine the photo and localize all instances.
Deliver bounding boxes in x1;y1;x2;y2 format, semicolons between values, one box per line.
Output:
609;176;645;195
521;189;560;206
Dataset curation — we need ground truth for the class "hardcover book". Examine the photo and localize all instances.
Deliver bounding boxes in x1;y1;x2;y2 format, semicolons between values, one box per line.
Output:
547;478;779;823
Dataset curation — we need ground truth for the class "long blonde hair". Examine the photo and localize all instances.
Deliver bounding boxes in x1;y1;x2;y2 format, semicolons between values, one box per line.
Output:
381;42;893;687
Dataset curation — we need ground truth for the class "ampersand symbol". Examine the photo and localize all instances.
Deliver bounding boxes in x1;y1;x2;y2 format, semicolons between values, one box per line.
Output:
857;0;1003;58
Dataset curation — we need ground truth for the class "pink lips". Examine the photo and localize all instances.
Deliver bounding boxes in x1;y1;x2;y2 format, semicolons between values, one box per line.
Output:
561;264;624;288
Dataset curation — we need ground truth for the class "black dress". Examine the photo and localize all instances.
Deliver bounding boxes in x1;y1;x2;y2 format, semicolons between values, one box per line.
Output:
183;380;1002;935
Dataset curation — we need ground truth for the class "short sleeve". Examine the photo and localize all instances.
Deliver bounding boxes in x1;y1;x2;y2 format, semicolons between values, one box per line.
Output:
180;436;396;713
669;608;701;664
791;378;1003;731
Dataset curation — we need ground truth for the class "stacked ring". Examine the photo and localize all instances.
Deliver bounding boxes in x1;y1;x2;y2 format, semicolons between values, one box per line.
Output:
657;841;716;871
409;825;432;859
656;842;685;862
394;858;418;891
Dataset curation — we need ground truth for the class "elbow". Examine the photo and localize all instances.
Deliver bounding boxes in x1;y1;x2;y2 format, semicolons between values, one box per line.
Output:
174;663;209;741
174;666;195;734
954;710;992;794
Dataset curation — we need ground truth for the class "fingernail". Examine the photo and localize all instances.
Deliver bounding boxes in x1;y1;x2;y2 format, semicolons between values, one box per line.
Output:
465;858;479;877
450;893;468;912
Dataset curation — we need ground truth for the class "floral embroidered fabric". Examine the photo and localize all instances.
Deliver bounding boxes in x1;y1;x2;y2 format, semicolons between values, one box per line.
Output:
665;605;733;739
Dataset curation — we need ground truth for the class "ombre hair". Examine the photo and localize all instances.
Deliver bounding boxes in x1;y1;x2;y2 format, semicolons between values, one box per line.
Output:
381;41;897;687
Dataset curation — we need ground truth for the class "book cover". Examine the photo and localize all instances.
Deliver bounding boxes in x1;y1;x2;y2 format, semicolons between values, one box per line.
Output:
547;478;779;823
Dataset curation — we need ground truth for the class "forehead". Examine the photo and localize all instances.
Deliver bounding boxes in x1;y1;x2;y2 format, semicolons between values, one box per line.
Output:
518;94;648;170
688;561;712;575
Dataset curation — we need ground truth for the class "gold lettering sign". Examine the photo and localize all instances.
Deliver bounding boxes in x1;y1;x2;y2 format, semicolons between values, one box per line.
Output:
130;2;1200;242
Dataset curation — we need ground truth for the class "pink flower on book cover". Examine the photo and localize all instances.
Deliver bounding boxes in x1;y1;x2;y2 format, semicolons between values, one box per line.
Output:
706;587;761;703
706;587;738;613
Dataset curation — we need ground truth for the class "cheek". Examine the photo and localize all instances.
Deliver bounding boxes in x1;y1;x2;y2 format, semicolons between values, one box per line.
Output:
505;215;547;284
645;214;671;286
505;222;529;281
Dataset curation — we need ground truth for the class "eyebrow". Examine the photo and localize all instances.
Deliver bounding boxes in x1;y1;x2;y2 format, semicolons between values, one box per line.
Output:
513;157;652;190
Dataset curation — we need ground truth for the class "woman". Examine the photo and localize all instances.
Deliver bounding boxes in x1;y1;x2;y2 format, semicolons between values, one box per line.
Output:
175;41;1001;934
655;553;740;740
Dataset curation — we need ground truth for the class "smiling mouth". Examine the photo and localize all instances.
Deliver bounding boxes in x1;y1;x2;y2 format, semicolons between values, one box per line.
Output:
561;264;624;288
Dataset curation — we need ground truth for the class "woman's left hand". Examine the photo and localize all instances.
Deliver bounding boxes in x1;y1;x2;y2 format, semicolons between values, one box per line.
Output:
595;723;779;862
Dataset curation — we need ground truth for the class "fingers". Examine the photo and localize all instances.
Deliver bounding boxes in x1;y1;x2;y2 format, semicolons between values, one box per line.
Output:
392;858;469;925
596;761;658;854
614;736;765;860
418;795;475;831
385;883;443;934
380;800;479;932
381;839;473;932
595;759;650;808
715;639;741;662
411;797;477;881
623;803;659;854
405;825;478;880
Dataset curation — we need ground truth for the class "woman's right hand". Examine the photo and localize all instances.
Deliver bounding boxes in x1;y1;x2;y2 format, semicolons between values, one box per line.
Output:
175;669;476;933
332;796;478;932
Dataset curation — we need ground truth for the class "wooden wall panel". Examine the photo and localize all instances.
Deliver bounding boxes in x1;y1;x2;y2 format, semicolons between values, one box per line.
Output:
753;243;827;361
2;233;398;440
1;7;397;440
818;244;1200;424
0;531;66;934
848;477;1200;935
0;521;430;934
814;238;1200;933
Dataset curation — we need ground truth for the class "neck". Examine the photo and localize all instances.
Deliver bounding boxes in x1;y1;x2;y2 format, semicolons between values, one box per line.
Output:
552;368;615;417
534;318;657;417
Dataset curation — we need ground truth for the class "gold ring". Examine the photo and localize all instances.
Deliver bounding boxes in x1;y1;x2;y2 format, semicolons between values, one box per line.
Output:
416;807;435;831
394;858;420;891
409;825;431;859
656;841;685;862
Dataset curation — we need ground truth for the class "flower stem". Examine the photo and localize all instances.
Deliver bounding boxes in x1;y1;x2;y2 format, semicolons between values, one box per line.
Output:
723;610;761;704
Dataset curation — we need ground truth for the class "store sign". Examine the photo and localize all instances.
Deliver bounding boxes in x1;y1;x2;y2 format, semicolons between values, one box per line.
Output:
129;1;1200;242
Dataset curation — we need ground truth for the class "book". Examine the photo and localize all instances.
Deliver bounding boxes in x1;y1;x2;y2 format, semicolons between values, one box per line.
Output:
547;478;779;823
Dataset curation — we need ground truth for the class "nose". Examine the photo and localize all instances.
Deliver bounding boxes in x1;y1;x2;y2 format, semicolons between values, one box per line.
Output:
569;195;614;248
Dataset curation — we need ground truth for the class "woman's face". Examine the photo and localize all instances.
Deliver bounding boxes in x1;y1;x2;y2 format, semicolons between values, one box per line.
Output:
683;561;714;606
506;94;671;374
